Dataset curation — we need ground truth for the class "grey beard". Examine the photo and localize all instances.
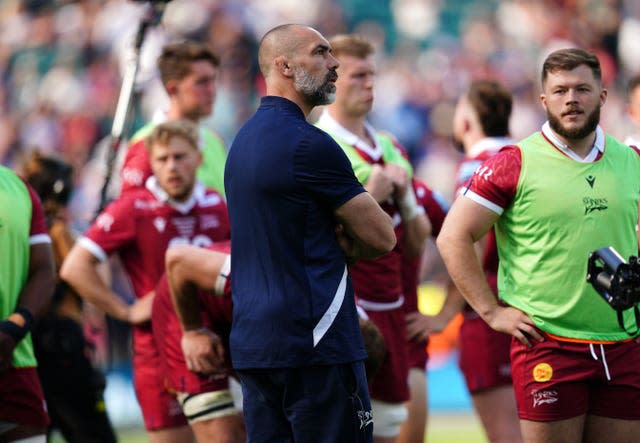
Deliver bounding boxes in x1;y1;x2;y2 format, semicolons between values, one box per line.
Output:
294;67;336;106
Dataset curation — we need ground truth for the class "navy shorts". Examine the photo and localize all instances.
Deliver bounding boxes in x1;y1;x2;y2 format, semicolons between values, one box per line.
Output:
237;361;373;443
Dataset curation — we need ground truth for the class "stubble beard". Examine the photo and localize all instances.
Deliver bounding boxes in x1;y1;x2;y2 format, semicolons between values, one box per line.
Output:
547;105;600;141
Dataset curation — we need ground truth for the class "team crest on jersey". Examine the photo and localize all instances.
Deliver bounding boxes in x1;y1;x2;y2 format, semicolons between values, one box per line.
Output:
583;196;608;215
153;217;166;232
200;214;221;230
172;216;196;237
585;175;596;188
96;213;114;232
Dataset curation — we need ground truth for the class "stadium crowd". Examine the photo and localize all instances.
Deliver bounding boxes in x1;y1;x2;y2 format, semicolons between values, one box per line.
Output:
2;0;640;209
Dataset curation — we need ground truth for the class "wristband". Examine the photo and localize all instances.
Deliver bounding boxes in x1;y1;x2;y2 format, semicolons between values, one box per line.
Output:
397;188;425;221
0;308;34;343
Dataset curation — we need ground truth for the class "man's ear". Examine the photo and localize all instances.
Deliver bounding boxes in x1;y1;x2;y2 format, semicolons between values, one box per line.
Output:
275;56;294;78
166;79;179;97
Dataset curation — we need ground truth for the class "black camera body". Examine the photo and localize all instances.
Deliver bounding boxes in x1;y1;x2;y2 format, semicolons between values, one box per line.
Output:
587;247;640;311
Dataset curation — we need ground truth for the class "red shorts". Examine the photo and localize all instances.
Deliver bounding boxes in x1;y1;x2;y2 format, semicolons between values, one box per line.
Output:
511;336;640;421
0;367;49;428
407;337;428;370
458;315;512;393
152;277;234;396
364;306;410;403
132;326;187;431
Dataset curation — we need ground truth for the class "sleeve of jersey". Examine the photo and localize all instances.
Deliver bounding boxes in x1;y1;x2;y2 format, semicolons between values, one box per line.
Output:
294;131;366;209
120;140;151;193
462;146;521;215
79;197;136;261
26;183;51;245
414;179;449;237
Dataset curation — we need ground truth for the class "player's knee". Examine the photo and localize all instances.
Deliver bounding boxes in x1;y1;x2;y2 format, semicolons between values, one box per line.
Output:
165;244;191;273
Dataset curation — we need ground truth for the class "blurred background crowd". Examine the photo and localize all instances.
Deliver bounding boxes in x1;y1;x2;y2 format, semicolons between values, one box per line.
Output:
4;0;640;217
2;0;640;368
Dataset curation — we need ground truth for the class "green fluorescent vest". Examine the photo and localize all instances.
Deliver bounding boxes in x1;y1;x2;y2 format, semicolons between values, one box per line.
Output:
0;167;37;367
496;133;640;341
314;124;413;185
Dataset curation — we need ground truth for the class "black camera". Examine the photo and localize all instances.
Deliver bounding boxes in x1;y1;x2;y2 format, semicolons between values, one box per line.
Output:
587;246;640;311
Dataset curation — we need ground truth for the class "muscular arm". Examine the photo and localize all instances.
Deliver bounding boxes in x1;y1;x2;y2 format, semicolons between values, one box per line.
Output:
19;243;56;318
334;192;396;261
401;210;431;258
165;245;228;373
436;196;543;346
0;243;55;371
60;245;145;324
385;163;431;257
165;245;229;331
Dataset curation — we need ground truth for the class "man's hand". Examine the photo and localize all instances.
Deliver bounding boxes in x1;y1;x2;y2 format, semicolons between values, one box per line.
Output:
484;306;544;347
385;163;409;200
366;164;395;203
181;328;225;374
126;291;155;325
0;333;16;372
405;312;449;343
335;224;360;264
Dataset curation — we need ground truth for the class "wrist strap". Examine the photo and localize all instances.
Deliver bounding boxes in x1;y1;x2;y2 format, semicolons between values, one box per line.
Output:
397;188;425;221
0;308;34;343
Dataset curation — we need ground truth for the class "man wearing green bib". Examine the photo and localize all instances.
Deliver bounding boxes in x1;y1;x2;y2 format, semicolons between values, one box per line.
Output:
316;34;431;443
120;41;227;198
0;166;55;442
438;48;640;443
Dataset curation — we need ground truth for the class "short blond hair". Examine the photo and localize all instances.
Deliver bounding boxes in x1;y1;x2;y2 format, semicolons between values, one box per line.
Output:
146;120;199;152
328;34;374;60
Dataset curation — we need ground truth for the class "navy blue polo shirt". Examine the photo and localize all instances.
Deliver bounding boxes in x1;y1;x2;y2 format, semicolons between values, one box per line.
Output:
225;96;368;369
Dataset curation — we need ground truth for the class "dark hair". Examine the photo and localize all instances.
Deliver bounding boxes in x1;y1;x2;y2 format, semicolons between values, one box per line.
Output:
22;151;73;207
542;48;601;86
467;79;512;137
328;34;374;59
158;41;220;87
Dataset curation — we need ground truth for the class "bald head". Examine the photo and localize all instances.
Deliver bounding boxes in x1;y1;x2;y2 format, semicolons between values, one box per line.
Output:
258;24;317;78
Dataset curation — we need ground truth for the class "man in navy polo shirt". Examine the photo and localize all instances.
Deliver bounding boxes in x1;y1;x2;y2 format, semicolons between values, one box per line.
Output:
224;24;396;442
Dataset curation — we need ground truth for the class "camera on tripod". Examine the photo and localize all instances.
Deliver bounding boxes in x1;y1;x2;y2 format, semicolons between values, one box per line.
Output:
586;246;640;311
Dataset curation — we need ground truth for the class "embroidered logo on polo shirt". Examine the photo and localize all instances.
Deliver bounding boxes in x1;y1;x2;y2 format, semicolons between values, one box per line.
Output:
357;409;374;430
533;362;553;382
583;197;608;215
586;175;596;188
532;389;558;407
